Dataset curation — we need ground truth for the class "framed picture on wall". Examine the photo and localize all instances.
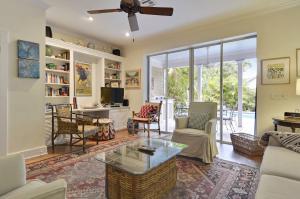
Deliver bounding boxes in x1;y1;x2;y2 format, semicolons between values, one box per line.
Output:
74;61;92;96
261;57;290;85
125;69;141;89
297;49;300;76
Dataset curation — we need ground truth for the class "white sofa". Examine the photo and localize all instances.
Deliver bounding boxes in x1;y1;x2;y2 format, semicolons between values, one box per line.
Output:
0;154;67;199
256;137;300;199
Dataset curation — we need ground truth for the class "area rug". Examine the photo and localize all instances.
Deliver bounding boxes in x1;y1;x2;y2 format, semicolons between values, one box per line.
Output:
26;136;259;199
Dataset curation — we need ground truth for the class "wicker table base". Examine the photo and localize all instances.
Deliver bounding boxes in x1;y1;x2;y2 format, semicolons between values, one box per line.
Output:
106;157;177;199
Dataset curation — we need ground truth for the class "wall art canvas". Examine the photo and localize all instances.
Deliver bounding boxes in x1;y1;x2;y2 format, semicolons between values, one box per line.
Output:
125;69;141;89
75;62;92;96
297;49;300;76
18;59;40;79
18;40;39;60
261;57;290;85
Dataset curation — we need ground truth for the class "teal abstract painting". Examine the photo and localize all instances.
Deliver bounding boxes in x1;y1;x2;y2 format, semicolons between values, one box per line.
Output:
18;40;39;60
18;59;40;79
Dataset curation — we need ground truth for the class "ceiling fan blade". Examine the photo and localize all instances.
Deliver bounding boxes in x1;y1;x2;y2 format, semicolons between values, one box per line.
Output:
87;9;122;14
128;14;139;32
139;7;173;16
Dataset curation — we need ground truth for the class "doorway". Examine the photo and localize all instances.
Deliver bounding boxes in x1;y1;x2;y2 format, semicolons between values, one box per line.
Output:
147;35;257;143
0;31;8;156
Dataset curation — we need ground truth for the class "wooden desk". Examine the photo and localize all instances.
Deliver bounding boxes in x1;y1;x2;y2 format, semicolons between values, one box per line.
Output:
272;117;300;132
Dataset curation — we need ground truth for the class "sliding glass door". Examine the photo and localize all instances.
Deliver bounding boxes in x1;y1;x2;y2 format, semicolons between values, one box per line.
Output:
148;36;257;142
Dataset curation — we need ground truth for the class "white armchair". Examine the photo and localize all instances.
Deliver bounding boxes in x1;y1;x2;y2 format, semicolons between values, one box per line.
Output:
171;102;218;163
0;154;67;199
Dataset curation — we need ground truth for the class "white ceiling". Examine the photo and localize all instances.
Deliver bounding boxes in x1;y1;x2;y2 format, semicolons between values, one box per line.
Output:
41;0;300;47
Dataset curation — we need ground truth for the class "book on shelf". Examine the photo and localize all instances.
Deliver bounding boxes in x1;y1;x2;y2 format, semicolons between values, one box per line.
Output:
46;86;69;97
45;73;68;84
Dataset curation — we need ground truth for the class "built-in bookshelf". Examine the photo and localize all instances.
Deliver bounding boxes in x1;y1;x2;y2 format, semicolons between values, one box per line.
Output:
105;59;122;87
45;45;70;99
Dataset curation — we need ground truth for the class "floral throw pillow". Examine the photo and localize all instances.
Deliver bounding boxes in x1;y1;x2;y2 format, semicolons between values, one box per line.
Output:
188;112;210;130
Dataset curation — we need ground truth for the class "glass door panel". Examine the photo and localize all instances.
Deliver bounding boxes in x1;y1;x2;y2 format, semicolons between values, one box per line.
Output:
149;54;167;132
167;50;190;132
222;37;257;142
194;45;221;140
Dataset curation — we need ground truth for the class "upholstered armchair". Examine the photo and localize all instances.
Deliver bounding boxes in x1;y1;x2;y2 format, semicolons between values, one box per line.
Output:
0;154;67;199
171;102;218;163
52;104;99;152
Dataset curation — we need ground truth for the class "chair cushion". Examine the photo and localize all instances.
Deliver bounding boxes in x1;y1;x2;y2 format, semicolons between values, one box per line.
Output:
188;112;210;130
1;180;45;198
256;175;300;199
139;105;154;118
260;146;300;181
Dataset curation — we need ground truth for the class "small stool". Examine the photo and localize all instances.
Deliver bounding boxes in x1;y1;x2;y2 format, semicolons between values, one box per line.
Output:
97;119;115;141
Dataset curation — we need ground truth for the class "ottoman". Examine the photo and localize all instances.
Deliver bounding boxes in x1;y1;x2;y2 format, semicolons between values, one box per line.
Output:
98;119;115;141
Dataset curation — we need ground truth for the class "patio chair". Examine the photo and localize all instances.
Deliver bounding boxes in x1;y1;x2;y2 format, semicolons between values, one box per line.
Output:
132;101;162;137
223;109;236;133
51;104;100;152
171;102;218;163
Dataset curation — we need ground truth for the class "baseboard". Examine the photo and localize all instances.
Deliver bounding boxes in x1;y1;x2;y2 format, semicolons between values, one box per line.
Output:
8;145;48;159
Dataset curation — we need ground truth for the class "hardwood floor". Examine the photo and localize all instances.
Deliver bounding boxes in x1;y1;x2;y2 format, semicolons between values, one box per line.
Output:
27;130;262;167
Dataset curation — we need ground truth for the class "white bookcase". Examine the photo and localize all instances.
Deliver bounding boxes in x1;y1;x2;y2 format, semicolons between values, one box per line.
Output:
44;37;125;112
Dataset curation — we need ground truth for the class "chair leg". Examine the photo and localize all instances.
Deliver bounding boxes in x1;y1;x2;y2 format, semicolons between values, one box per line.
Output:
96;132;99;145
82;134;86;153
158;121;161;135
70;134;73;146
51;132;55;152
143;124;145;133
147;123;150;138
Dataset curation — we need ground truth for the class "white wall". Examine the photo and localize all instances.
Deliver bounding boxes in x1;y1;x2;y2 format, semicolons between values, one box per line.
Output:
124;6;300;136
0;0;47;156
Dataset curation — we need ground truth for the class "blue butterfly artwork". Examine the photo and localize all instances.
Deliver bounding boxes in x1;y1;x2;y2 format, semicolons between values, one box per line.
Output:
18;40;39;60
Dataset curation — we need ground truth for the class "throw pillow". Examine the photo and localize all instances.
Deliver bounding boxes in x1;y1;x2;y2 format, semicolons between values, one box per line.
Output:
139;105;153;118
188;112;210;130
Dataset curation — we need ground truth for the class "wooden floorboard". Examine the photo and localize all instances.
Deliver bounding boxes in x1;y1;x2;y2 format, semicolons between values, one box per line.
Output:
27;130;262;167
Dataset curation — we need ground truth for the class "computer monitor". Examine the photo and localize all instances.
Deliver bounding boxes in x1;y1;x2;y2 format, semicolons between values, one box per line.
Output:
101;87;124;104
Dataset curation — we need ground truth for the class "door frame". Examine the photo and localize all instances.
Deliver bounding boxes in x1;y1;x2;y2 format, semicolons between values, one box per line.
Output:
0;30;9;156
146;34;258;141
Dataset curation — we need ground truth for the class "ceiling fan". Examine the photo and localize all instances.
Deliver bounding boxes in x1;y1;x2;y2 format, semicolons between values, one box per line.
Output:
87;0;174;32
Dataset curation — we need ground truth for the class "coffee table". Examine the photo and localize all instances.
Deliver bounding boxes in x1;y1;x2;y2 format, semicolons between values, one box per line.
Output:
95;138;186;199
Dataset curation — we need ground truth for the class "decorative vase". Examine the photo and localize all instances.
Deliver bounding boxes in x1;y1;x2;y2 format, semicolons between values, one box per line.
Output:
46;46;53;57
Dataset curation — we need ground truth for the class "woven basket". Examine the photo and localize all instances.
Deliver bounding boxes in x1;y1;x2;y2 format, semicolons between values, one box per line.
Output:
106;157;177;199
230;133;264;156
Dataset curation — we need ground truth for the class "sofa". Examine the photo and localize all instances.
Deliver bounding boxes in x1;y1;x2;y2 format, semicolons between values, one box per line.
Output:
0;154;67;199
256;136;300;199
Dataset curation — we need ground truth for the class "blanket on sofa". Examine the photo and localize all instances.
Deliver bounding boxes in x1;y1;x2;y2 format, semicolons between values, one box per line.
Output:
260;131;300;153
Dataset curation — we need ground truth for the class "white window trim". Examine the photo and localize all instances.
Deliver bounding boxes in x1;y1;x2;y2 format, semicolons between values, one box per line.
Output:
0;30;9;156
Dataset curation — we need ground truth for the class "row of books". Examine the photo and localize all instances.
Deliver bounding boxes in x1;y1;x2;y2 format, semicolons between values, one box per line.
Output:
45;73;69;84
45;87;69;97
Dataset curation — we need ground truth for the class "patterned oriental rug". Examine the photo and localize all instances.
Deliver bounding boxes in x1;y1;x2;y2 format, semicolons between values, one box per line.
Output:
26;135;259;199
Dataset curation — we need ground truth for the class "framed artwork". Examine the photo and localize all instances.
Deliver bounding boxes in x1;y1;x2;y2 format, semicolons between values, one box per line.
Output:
297;49;300;76
18;59;40;78
261;57;290;85
17;40;40;79
74;62;92;96
125;69;141;89
111;81;120;88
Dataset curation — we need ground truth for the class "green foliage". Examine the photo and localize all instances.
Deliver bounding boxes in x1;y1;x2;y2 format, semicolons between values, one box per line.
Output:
167;61;256;112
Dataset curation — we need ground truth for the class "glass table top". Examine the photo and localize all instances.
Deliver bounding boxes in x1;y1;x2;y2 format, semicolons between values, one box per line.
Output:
95;138;187;175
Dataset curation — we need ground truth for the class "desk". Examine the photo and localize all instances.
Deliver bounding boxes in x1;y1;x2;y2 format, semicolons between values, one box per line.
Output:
272;117;300;132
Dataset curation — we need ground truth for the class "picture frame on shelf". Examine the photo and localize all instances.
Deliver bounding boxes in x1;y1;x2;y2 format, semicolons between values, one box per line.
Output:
297;49;300;77
261;57;290;85
111;81;120;88
125;69;141;89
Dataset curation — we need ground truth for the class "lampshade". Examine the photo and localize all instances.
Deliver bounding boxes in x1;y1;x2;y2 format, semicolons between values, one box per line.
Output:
296;79;300;95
